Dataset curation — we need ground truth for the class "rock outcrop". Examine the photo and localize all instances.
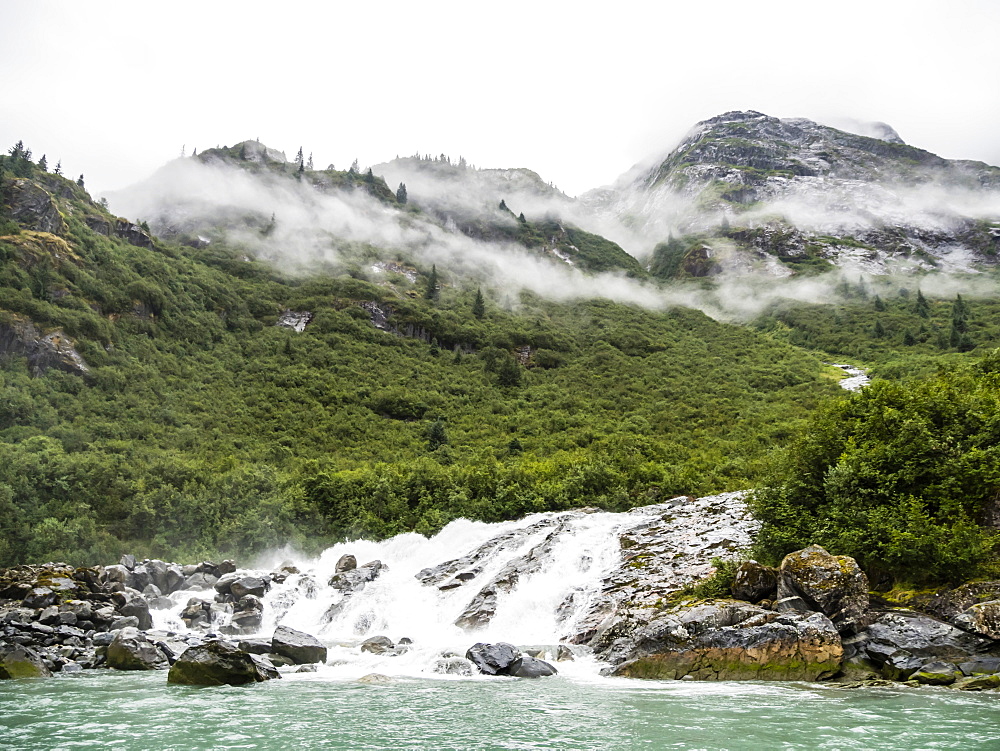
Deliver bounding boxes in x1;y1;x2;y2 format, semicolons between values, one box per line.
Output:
0;316;89;376
4;178;65;234
105;627;168;670
603;599;843;681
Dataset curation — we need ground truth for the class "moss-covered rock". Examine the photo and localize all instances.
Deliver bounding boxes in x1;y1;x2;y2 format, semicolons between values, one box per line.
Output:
167;640;280;685
606;599;843;681
0;646;52;679
778;545;870;634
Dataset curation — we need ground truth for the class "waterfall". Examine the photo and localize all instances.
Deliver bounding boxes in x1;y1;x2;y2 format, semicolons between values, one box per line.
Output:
152;493;757;678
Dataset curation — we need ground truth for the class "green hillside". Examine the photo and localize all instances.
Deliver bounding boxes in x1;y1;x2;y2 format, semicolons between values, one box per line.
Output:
0;144;838;566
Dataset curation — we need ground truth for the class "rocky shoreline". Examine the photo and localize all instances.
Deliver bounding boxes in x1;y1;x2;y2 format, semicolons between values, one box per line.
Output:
3;498;1000;691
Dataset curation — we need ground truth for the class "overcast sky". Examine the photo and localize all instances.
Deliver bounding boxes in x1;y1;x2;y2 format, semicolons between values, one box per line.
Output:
2;1;998;197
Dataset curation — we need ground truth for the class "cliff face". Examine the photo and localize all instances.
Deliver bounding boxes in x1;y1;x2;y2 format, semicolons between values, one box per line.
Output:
0;316;89;377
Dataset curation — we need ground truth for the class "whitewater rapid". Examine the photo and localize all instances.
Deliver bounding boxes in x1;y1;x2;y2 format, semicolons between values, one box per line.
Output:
152;510;645;680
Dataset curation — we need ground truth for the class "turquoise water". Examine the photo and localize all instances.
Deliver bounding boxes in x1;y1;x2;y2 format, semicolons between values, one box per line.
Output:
2;671;999;750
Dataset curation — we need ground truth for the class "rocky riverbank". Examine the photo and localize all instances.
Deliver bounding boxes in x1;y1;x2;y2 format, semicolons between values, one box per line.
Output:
3;496;1000;691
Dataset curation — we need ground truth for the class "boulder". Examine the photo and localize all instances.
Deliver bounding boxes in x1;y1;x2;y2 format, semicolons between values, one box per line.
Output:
335;554;357;573
863;610;996;663
731;561;778;603
360;636;395;654
605;599;843;681
328;560;386;594
106;627;169;670
167;640;280;685
0;645;52;679
778;545;870;634
214;573;240;596
115;590;152;630
953;600;1000;640
959;657;1000;676
466;642;519;675
913;660;961;685
184;572;218;591
357;673;392;684
508;656;558;678
271;625;327;665
230;576;268;600
22;587;59;609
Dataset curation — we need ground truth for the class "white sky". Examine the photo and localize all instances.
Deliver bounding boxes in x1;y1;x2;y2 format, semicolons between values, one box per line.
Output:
1;1;998;197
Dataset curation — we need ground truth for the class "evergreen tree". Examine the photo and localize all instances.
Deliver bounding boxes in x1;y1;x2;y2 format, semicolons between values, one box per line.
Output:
76;175;85;188
396;182;407;204
364;168;374;184
38;154;47;172
53;160;61;175
902;330;916;346
296;146;304;167
873;295;886;311
499;199;508;212
720;213;730;231
952;294;969;333
873;319;886;338
426;419;447;450
424;264;438;300
497;354;522;387
350;159;359;174
915;289;930;318
472;287;485;319
518;212;526;223
239;143;247;160
307;152;314;170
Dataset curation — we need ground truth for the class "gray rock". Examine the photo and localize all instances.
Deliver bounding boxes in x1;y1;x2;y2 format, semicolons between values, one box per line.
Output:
913;660;961;685
959;657;1000;676
360;636;394;654
109;616;140;631
184;573;218;591
466;642;520;675
167;640;280;685
106;627;168;671
0;645;52;679
778;545;870;634
335;554;357;573
953;673;1000;691
230;576;268;600
953;600;1000;640
731;561;778;603
115;591;152;630
604;599;843;682
271;625;327;665
357;673;392;684
508;656;558;678
22;587;58;609
432;656;474;676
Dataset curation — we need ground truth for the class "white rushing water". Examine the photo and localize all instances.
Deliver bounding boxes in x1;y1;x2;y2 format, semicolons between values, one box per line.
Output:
152;509;648;680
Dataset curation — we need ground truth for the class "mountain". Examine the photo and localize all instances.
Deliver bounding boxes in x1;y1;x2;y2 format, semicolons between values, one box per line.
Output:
585;110;1000;277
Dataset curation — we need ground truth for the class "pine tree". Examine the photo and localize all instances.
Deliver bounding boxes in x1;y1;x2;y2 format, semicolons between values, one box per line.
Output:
296;146;304;167
53;160;61;175
915;289;930;318
38;154;47;172
873;295;886;311
518;212;526;223
307;152;314;170
396;182;407;204
873;319;885;338
424;264;438;300
427;419;448;450
76;175;85;187
497;354;522;387
499;199;508;211
472;287;485;319
903;330;916;346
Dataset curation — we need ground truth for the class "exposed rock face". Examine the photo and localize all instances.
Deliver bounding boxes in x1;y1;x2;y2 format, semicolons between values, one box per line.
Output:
4;178;65;234
167;640;280;685
113;219;154;248
604;599;843;681
778;545;870;634
271;625;327;665
567;492;759;646
322;560;387;623
0;317;89;377
106;627;168;670
276;310;313;332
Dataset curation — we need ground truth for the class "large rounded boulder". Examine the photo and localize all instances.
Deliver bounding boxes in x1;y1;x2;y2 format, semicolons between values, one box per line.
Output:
778;545;870;634
271;625;327;665
0;645;52;679
106;627;169;670
167;640;280;685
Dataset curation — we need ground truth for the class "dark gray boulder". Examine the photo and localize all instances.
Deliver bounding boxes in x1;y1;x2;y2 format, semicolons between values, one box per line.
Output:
508;656;558;678
114;590;152;630
271;625;327;665
466;642;519;675
22;587;59;609
328;560;386;593
913;660;961;685
953;600;1000;640
106;627;168;670
778;545;870;634
167;640;280;685
230;577;268;600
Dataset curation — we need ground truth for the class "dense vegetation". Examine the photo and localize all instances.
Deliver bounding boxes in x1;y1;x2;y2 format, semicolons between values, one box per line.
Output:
751;354;1000;585
0;146;836;566
2;141;999;587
